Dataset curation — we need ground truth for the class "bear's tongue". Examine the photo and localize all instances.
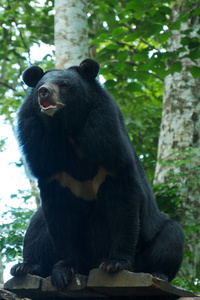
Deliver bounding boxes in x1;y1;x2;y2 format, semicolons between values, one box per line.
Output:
40;99;57;110
42;100;53;108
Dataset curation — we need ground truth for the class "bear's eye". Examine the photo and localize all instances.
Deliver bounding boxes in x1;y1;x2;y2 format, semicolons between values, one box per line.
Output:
60;82;69;89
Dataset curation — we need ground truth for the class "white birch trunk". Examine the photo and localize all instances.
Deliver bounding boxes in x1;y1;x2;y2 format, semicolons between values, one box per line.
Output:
55;0;88;69
154;2;200;279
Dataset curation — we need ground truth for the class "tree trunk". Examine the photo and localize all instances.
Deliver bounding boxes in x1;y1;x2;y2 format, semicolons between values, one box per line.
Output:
0;256;3;286
154;1;200;281
55;0;88;69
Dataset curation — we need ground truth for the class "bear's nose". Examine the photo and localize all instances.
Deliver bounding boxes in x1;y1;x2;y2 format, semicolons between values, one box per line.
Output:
38;86;52;98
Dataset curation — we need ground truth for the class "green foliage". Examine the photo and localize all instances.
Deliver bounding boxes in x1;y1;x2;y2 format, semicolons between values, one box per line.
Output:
88;0;200;181
154;147;200;292
172;275;200;294
0;205;34;262
154;147;200;216
88;0;171;181
0;0;55;121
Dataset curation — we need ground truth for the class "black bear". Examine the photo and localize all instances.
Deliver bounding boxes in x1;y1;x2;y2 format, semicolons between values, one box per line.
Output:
11;59;184;289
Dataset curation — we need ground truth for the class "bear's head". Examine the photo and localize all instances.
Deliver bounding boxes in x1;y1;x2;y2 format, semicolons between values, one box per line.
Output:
22;59;100;119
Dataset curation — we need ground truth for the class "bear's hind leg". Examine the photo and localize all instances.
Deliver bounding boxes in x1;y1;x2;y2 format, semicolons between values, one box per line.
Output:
134;219;185;282
11;207;55;279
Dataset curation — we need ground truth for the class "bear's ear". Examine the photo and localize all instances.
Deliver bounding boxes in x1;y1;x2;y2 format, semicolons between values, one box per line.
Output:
22;66;45;87
79;59;100;80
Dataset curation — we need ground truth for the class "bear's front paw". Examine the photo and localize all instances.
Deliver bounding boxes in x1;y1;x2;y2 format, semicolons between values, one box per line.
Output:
10;263;42;276
99;259;133;273
51;261;75;289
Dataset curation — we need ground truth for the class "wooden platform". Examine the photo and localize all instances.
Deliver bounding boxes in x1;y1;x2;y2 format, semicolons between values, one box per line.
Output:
3;269;199;300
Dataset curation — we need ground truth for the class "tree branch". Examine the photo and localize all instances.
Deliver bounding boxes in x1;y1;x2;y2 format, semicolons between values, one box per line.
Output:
115;40;137;51
123;22;136;33
0;82;15;91
7;0;31;64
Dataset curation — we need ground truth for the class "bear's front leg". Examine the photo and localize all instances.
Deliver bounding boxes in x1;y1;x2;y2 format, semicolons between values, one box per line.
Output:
99;229;137;274
45;219;78;289
97;177;140;274
99;258;133;273
40;183;80;289
51;260;76;289
43;215;78;289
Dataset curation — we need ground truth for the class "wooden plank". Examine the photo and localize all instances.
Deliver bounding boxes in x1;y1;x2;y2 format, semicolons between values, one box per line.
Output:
4;275;42;299
178;298;200;300
4;273;105;299
41;275;105;298
4;274;41;290
0;287;30;300
4;269;198;299
87;269;197;298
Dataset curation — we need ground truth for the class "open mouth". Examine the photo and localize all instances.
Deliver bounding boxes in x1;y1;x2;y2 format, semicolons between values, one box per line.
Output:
39;98;57;111
39;97;65;117
38;97;58;116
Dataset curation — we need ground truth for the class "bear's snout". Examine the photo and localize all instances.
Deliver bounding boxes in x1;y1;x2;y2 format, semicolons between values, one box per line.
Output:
38;84;64;116
38;85;52;99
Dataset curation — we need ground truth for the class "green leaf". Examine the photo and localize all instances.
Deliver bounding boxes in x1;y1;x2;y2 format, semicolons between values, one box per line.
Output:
181;37;191;46
105;44;119;50
188;39;200;50
112;27;125;37
190;66;200;78
133;49;149;62
118;16;133;23
192;6;200;16
185;1;195;8
126;82;142;92
104;80;117;90
169;61;182;73
188;49;200;60
137;64;150;71
171;20;181;30
148;7;157;17
117;52;129;61
146;23;162;36
134;12;145;20
158;31;171;43
159;5;172;16
126;0;144;11
124;32;141;41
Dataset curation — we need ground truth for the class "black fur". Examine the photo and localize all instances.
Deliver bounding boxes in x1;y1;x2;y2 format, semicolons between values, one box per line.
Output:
11;59;185;289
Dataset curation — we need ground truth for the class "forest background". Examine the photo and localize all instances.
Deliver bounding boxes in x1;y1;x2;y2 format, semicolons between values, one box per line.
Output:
0;0;200;294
